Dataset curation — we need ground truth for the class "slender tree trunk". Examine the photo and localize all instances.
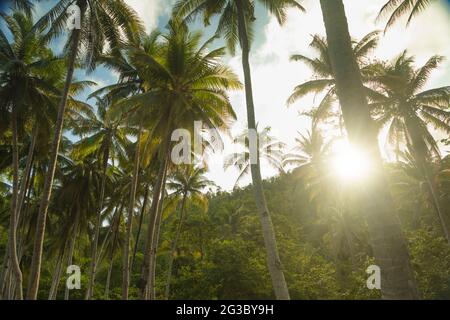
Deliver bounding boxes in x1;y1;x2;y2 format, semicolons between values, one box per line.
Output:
86;144;110;300
140;128;172;299
405;117;450;244
0;252;8;299
64;235;76;301
104;256;114;300
164;193;187;300
7;107;23;300
235;0;290;300
132;183;150;270
319;0;419;299
105;211;121;300
425;171;450;244
122;125;142;299
17;124;38;225
48;249;65;300
148;165;168;300
65;206;80;301
96;204;122;268
26;28;82;300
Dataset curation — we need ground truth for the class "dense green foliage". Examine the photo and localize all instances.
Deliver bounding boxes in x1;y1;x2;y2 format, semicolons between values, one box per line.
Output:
0;0;449;300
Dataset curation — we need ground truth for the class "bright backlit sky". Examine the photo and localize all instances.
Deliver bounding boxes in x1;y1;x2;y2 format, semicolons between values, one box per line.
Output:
2;0;450;191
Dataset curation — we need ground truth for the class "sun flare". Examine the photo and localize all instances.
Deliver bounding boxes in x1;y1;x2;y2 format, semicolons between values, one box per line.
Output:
331;140;372;182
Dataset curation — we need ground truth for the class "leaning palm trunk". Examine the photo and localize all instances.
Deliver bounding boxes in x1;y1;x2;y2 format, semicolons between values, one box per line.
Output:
131;183;150;270
86;145;110;300
65;206;80;301
235;0;290;300
7;107;23;300
104;255;114;300
104;204;123;299
0;252;8;298
164;193;187;300
319;0;419;299
140;127;172;300
405;118;450;245
147;165;168;300
122;125;142;300
424;167;450;244
16;124;38;227
105;215;120;300
27;28;82;300
48;249;65;300
64;235;76;301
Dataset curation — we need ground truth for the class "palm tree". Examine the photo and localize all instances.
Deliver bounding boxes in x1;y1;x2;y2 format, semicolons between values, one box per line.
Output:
282;123;335;211
0;11;68;300
224;126;285;187
378;0;437;30
282;125;332;170
87;31;162;300
287;31;380;124
52;153;107;300
319;0;419;299
70;95;131;299
26;0;144;299
164;165;212;299
175;0;306;300
113;20;241;299
369;51;450;243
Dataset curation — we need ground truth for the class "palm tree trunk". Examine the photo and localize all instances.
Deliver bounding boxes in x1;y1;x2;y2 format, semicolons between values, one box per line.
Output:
48;249;65;300
131;183;150;270
425;173;450;244
148;165;168;300
65;206;80;301
164;192;187;300
26;28;82;300
122;125;142;300
319;0;419;299
16;123;38;226
235;0;290;300
64;235;76;301
7;106;23;300
405;117;450;244
140;128;172;300
105;210;121;300
104;256;114;300
86;145;110;300
0;251;8;299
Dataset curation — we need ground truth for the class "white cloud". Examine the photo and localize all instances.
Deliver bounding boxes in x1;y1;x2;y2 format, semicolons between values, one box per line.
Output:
125;0;176;32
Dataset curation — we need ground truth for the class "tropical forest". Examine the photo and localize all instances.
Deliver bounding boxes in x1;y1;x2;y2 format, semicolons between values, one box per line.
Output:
0;0;449;301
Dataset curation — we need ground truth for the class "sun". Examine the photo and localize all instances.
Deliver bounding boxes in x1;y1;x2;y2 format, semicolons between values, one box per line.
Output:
331;140;372;182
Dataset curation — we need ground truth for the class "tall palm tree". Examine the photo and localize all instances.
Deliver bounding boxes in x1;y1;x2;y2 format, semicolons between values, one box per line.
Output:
26;0;144;299
175;0;305;299
87;30;163;299
287;31;380;124
319;0;419;299
50;152;106;300
113;20;241;299
378;0;437;30
164;165;212;299
368;52;450;243
70;96;130;299
224;126;285;187
0;11;66;300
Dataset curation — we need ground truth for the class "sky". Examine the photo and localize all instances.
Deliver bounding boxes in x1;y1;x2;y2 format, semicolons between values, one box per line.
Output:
1;0;450;191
